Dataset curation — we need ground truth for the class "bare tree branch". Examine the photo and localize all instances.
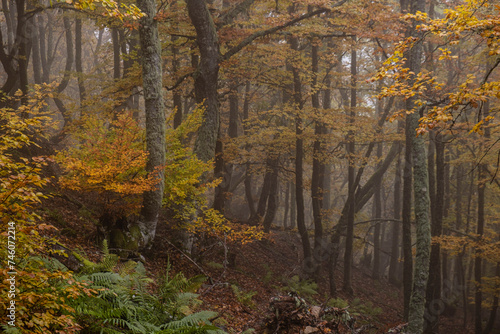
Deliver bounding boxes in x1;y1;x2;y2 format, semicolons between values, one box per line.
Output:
222;7;331;61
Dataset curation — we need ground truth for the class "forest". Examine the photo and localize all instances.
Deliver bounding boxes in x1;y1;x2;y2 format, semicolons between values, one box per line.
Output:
1;0;499;333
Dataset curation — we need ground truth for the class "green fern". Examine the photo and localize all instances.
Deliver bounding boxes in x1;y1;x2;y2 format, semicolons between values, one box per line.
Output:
68;250;224;334
0;325;22;334
280;275;318;301
231;285;257;309
159;311;224;333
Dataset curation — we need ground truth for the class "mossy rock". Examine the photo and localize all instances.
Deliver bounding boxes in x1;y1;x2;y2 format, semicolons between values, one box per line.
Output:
109;228;139;258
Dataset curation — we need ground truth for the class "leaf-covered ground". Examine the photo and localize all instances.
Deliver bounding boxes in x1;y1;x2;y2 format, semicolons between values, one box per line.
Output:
41;194;474;333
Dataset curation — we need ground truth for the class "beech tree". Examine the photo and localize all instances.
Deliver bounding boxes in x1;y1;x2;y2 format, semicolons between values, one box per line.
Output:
135;0;165;248
2;0;499;330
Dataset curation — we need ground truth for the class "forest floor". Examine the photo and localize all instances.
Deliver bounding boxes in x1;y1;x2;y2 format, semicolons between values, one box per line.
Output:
41;194;474;333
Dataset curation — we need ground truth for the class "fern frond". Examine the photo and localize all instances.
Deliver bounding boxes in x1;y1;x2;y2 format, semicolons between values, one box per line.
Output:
161;311;218;329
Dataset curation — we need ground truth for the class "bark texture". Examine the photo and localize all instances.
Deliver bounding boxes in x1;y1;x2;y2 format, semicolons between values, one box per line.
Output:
187;0;221;163
137;0;166;248
403;0;431;331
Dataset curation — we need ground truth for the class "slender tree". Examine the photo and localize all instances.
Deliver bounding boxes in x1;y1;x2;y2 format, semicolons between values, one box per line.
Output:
136;0;166;248
311;36;325;278
290;33;312;263
405;0;432;327
344;35;357;294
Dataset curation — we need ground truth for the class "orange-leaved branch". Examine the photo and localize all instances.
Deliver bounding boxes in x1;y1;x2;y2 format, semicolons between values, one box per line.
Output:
56;113;159;214
0;89;89;333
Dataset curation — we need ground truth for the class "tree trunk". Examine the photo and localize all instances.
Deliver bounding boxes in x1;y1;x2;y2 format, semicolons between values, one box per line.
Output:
53;17;74;126
389;144;402;285
93;28;103;74
136;0;166;249
242;81;256;219
290;181;297;229
404;0;431;331
187;0;220;163
372;84;384;281
483;262;500;334
214;85;238;213
112;28;121;80
291;35;312;267
372;141;382;280
75;18;86;105
311;38;325;279
2;0;14;49
328;140;399;296
31;14;42;85
475;163;485;334
41;13;54;83
263;163;279;233
343;35;356;295
475;100;489;334
402;116;414;320
425;132;444;333
172;35;183;129
407;106;431;334
283;181;290;229
213;134;226;212
251;158;273;224
16;0;30;101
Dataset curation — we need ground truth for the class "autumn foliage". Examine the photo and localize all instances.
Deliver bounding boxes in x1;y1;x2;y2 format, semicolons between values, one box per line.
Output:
0;89;90;333
56;112;158;215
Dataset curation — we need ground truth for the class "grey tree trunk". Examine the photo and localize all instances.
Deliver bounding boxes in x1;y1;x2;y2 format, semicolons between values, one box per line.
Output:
311;39;325;279
283;181;290;229
112;28;121;80
290;35;312;266
137;0;166;248
322;85;332;219
484;262;500;334
213;85;238;213
425;132;444;333
242;81;256;219
75;18;86;105
251;157;275;226
475;100;489;334
290;181;297;229
213;134;226;212
402;117;414;320
404;0;431;331
263;164;279;233
389;144;402;286
187;0;220;163
53;17;74;126
344;36;356;295
16;0;29;101
31;14;42;85
372;141;382;281
407;105;431;334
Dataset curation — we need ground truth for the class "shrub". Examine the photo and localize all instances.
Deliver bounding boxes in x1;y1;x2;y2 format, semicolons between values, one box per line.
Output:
0;88;86;333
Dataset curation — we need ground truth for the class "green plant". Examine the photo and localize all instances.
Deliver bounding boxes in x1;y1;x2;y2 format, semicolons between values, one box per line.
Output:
280;275;318;302
206;261;224;269
163;106;218;220
240;329;256;334
0;87;85;334
262;263;274;284
327;297;349;309
68;247;224;333
350;298;383;318
231;285;257;309
158;311;222;333
326;297;382;327
45;208;67;226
